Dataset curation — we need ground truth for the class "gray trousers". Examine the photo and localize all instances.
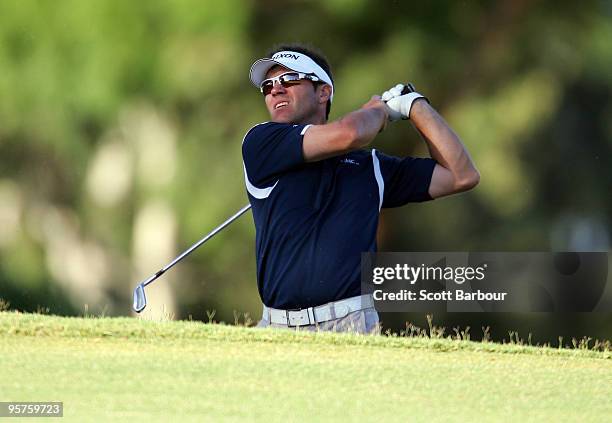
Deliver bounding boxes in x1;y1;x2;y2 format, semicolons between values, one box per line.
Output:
256;307;381;335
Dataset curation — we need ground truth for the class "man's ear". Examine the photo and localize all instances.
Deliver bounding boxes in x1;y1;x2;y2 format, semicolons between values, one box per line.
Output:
318;84;332;104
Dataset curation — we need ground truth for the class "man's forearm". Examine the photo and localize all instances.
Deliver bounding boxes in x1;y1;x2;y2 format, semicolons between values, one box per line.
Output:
302;97;387;162
341;105;386;148
410;99;479;187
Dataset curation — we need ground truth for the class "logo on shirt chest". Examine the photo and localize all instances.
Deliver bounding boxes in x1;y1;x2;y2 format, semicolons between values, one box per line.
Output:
340;158;360;166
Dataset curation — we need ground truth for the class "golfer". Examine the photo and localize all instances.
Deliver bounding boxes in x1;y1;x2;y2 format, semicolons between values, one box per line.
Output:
243;44;479;334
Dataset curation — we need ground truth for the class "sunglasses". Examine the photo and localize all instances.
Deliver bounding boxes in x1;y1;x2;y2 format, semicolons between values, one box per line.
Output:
260;71;320;96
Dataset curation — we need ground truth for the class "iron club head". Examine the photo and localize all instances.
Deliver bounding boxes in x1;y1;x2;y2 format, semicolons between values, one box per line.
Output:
133;284;147;313
129;204;252;314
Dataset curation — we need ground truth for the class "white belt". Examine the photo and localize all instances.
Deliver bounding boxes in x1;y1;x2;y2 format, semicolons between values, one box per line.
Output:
262;294;374;327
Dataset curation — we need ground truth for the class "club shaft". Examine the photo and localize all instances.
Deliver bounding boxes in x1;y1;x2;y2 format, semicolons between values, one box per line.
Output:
141;204;252;287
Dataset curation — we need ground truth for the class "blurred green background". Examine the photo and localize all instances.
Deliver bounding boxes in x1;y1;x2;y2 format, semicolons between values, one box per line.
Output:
0;0;610;342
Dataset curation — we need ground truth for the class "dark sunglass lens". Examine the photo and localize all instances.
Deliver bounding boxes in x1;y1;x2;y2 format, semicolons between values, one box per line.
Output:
261;81;273;96
261;73;301;95
280;73;301;88
281;73;300;81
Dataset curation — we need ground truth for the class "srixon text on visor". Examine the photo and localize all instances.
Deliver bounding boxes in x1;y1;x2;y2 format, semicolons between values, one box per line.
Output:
272;53;300;60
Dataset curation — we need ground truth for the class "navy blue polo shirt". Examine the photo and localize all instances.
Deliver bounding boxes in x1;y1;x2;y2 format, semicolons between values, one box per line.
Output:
242;121;436;309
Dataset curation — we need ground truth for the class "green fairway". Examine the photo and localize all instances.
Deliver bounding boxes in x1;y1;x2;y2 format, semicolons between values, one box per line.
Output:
0;312;610;422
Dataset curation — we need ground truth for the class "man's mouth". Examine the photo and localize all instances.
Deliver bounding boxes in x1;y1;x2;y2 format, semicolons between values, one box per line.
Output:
275;101;289;110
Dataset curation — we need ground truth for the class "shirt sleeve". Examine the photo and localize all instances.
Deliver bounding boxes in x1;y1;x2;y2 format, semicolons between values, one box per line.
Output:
242;122;308;187
375;150;437;208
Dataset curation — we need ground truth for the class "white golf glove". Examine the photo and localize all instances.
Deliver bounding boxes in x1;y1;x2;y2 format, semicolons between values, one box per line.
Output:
382;83;428;121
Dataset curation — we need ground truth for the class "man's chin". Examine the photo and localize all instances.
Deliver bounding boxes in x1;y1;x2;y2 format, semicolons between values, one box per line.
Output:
270;109;295;123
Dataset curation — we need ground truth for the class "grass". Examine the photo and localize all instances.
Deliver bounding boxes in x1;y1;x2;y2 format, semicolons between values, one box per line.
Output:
0;311;610;422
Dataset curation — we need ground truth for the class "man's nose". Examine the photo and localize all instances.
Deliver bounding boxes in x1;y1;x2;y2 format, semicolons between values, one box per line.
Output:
270;80;286;95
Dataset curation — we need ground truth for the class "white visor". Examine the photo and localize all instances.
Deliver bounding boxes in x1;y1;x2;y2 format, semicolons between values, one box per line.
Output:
249;50;334;101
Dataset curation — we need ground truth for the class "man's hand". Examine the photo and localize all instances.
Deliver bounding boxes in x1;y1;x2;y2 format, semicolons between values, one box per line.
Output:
381;84;406;102
381;84;405;121
381;83;427;121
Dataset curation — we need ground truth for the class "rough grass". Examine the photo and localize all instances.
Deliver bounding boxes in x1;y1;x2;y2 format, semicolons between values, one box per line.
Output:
1;311;610;422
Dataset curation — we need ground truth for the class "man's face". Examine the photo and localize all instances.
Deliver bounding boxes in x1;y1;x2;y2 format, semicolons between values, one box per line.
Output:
263;65;320;124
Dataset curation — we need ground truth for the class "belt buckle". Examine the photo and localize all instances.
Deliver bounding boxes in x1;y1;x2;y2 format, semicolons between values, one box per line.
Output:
286;308;310;327
285;308;300;326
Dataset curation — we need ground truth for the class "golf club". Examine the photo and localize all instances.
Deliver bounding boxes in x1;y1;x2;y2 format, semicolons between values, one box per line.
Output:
132;204;252;313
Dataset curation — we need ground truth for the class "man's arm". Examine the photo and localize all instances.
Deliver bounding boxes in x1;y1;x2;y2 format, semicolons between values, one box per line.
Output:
302;96;388;162
408;100;480;199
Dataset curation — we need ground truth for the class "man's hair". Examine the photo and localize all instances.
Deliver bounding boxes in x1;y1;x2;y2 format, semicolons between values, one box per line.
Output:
268;43;333;120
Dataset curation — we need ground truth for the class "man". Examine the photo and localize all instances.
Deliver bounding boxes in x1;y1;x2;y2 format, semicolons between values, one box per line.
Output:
242;44;479;334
